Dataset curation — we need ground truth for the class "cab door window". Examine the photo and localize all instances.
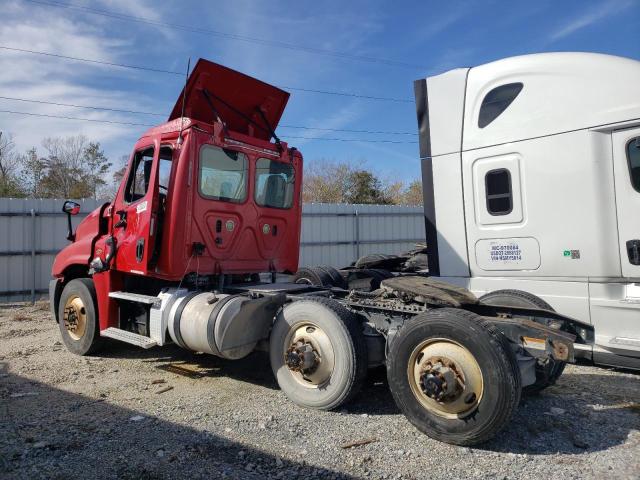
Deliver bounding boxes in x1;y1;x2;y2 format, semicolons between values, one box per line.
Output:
151;146;173;265
158;146;173;196
255;158;295;209
124;147;154;203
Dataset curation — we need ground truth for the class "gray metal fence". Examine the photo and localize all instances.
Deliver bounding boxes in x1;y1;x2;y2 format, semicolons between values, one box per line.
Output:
301;203;425;268
0;198;425;302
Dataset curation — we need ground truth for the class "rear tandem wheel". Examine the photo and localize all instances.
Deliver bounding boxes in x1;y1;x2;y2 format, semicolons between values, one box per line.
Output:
292;265;346;289
386;308;521;446
269;298;368;410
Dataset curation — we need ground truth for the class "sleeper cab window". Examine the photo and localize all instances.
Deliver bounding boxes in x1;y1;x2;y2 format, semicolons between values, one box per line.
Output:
124;147;155;203
485;168;513;215
478;82;523;128
199;145;248;203
627;137;640;193
254;158;295;209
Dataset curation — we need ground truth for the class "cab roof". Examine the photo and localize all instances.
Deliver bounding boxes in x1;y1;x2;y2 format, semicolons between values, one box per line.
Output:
418;52;640;155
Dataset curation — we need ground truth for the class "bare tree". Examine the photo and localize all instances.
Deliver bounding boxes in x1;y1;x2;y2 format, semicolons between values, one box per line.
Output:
40;135;90;198
401;180;423;206
303;159;419;205
303;160;360;203
0;132;25;197
113;154;129;185
100;153;129;200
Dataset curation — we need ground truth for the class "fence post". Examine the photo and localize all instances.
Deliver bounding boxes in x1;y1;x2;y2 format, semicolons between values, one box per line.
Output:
354;209;360;260
30;208;36;304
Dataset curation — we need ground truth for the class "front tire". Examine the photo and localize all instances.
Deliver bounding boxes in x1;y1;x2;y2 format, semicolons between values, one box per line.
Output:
58;278;103;356
269;298;367;410
479;289;566;394
387;308;521;446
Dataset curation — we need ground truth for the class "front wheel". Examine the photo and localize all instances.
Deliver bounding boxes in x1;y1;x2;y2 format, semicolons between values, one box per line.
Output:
58;278;104;356
269;298;367;410
387;308;521;446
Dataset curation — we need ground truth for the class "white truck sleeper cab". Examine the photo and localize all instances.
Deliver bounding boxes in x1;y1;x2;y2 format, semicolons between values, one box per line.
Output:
414;52;640;369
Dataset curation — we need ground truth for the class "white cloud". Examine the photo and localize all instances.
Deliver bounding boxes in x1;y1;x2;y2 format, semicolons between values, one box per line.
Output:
422;47;477;76
96;0;163;22
196;1;386;89
282;103;364;148
0;0;413;179
0;1;167;159
409;2;472;44
92;0;179;42
549;0;635;41
353;140;418;166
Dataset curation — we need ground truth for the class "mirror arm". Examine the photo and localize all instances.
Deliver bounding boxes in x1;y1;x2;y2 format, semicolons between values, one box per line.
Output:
61;201;80;241
66;212;75;242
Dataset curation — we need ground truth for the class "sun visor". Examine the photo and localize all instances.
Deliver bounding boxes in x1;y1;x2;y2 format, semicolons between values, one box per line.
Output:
169;59;290;141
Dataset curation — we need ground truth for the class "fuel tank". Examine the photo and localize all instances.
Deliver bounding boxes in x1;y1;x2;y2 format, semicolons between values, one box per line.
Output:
167;291;285;359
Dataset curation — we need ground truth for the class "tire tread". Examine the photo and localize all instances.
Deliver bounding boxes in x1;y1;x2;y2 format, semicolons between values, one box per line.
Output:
58;277;103;356
303;297;368;408
387;308;521;445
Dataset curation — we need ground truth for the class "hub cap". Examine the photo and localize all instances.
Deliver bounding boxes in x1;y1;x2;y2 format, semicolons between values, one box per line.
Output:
284;322;335;388
63;295;87;341
407;338;483;418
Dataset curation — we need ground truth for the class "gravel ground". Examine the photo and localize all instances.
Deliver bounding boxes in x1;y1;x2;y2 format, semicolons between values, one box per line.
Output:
1;302;639;480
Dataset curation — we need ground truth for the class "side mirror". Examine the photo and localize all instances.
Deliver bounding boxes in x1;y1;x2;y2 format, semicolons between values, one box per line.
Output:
62;201;80;241
63;201;81;215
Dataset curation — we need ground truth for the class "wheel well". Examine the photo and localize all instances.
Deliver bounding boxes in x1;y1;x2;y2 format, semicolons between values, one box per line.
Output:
51;265;90;323
478;289;553;310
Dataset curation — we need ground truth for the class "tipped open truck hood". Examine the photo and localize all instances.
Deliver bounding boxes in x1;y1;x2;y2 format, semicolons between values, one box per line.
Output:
168;58;290;141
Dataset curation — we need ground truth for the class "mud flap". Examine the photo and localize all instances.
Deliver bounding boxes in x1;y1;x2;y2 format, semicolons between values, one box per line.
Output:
514;349;537;387
49;278;63;322
216;293;286;353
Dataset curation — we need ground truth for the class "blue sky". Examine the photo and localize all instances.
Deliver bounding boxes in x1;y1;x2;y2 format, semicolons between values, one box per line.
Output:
1;0;639;182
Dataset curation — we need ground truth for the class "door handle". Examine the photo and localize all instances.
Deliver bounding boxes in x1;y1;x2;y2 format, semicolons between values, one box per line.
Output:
136;238;145;263
627;239;640;266
114;210;127;228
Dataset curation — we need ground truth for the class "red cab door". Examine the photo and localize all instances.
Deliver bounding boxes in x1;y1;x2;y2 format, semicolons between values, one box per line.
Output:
111;142;161;275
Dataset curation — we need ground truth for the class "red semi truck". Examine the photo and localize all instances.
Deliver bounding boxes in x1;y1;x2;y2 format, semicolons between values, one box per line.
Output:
50;59;593;445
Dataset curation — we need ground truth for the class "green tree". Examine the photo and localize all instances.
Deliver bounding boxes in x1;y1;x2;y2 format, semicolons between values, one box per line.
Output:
20;147;47;197
345;169;391;204
83;142;112;199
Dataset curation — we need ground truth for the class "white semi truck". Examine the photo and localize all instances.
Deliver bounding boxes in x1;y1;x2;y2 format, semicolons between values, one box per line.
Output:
414;52;640;370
